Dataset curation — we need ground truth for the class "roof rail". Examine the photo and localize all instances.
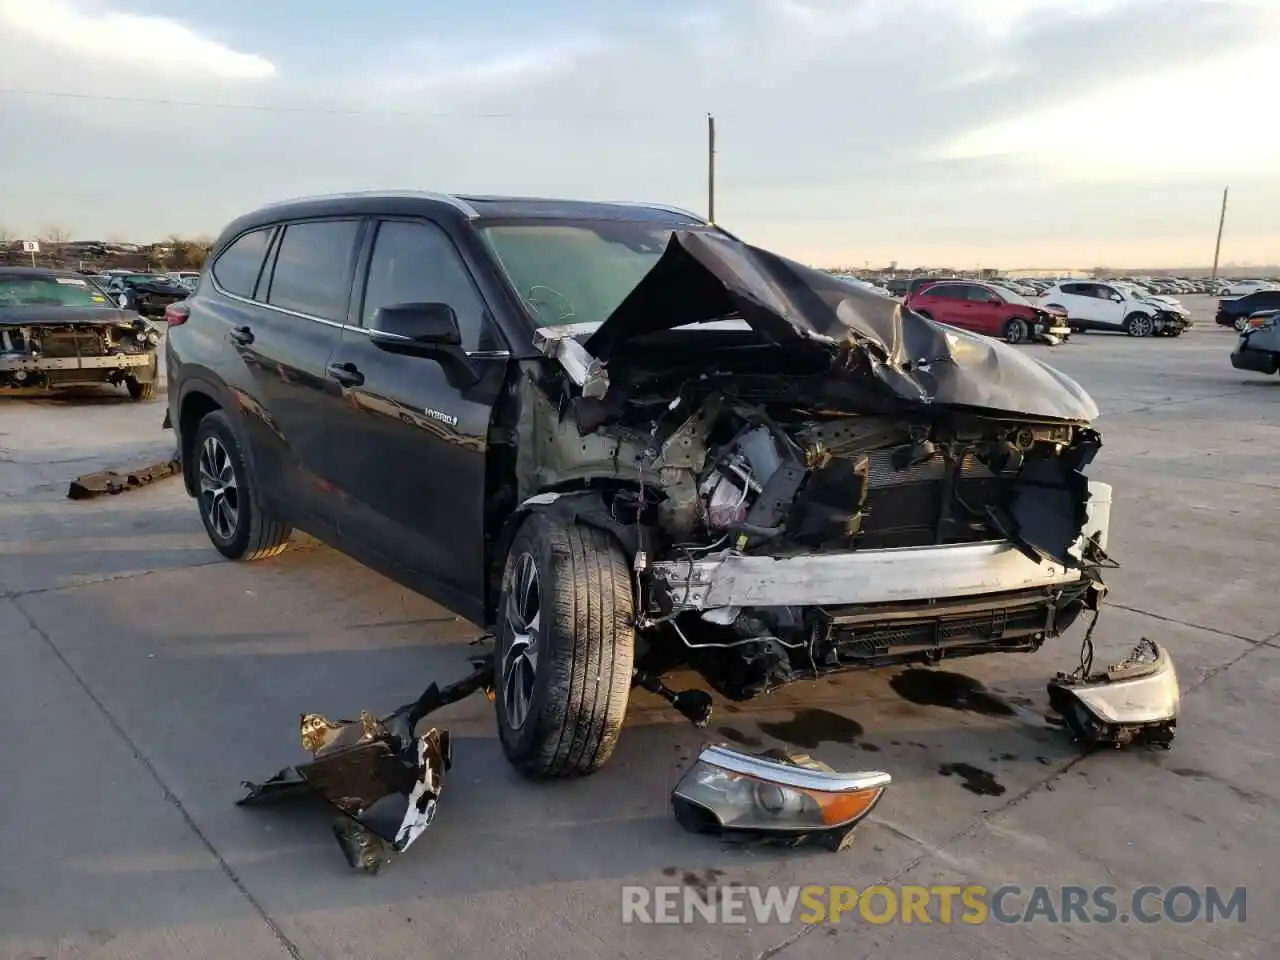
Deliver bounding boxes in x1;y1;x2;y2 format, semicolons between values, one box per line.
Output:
258;190;480;218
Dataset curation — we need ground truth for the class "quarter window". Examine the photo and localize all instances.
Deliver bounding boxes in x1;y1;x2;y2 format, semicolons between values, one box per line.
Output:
211;227;273;299
360;219;488;351
266;220;361;322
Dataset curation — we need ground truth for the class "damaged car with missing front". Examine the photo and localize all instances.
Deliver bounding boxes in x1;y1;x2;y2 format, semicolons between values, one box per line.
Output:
1;267;162;399
169;194;1163;867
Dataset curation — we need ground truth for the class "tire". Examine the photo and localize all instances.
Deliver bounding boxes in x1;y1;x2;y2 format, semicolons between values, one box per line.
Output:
495;511;635;778
1234;316;1250;333
126;377;156;401
1003;317;1028;344
192;410;292;561
1125;313;1154;337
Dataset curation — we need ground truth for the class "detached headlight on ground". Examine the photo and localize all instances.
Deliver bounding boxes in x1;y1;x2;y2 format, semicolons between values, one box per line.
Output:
671;744;890;851
1047;638;1179;749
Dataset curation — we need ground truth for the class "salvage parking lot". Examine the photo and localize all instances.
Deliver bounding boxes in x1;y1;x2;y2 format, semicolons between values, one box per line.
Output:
1;296;1276;960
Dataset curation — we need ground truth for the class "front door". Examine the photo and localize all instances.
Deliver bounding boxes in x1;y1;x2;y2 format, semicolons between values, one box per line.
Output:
325;217;508;621
1087;283;1127;329
960;283;1004;336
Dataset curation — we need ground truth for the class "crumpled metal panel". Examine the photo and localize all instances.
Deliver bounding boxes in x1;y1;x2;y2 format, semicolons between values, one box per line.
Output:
584;231;1099;423
239;657;492;874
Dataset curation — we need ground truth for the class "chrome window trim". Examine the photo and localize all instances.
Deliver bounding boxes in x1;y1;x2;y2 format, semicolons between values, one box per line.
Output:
205;278;511;358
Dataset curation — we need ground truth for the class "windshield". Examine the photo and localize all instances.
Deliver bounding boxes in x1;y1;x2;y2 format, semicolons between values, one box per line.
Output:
479;219;702;327
0;274;109;308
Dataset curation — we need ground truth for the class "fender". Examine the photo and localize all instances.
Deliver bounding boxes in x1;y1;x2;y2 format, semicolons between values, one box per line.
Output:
175;371;258;497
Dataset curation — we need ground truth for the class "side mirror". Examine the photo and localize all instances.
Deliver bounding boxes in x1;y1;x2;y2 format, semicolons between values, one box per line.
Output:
370;302;461;346
367;301;478;386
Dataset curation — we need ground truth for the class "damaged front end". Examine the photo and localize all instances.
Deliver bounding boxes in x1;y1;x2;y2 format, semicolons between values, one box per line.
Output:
516;231;1114;702
239;659;492;873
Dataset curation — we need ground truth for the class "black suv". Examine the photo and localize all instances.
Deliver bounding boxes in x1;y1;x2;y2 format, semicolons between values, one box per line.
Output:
167;192;1111;779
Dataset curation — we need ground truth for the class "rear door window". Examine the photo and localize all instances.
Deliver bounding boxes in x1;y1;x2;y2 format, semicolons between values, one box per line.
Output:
265;220;362;322
211;227;273;299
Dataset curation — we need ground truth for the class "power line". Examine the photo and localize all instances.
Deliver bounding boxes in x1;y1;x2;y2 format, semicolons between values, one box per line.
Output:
0;87;515;117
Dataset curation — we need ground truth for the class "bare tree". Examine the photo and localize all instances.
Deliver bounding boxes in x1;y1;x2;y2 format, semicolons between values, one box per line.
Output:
41;225;71;245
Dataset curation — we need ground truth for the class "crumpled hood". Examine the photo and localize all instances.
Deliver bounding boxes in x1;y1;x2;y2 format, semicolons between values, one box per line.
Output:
584;231;1099;423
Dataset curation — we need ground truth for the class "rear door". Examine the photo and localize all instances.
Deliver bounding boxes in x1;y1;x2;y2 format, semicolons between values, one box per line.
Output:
220;218;363;529
324;216;509;621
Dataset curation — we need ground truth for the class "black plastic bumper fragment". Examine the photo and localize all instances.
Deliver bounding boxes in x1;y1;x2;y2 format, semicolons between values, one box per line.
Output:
67;455;181;500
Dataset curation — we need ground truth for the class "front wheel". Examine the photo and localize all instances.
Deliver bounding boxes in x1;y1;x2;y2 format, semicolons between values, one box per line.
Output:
1234;315;1250;333
192;410;292;561
1003;317;1028;344
1125;313;1154;337
495;512;635;778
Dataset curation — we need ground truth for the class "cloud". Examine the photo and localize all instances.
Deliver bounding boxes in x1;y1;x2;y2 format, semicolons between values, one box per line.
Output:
0;0;275;80
1;0;1276;267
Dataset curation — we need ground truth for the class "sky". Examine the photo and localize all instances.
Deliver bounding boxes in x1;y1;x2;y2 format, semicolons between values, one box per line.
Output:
0;0;1277;269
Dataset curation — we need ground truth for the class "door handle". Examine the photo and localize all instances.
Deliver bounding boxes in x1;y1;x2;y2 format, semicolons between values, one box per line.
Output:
229;325;254;346
327;361;364;387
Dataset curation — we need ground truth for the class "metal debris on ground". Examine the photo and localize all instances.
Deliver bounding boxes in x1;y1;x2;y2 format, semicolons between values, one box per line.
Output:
239;656;494;874
66;454;181;499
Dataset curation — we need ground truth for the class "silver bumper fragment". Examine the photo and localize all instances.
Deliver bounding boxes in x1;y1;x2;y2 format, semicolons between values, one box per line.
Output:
0;352;154;371
650;482;1111;612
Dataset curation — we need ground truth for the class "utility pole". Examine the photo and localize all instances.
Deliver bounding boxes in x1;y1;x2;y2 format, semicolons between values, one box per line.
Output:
1210;185;1228;281
707;113;716;225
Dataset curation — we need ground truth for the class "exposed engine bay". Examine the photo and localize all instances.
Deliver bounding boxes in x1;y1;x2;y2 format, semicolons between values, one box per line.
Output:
502;231;1115;703
0;318;160;391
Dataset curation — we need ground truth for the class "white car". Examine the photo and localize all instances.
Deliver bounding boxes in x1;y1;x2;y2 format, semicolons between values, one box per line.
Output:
1218;279;1276;297
1038;281;1191;337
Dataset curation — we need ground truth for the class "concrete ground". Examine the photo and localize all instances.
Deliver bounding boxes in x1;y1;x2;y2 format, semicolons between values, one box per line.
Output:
1;296;1275;960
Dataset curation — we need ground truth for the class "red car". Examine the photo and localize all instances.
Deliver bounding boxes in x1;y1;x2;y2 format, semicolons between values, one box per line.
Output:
905;280;1070;345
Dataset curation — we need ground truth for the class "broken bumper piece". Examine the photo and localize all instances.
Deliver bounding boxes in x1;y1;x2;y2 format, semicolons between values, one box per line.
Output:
239;657;493;873
671;744;890;851
1047;638;1179;749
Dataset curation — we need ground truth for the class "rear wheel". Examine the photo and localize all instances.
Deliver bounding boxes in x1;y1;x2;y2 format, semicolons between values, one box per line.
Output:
1125;313;1154;337
1003;317;1028;344
192;410;292;561
495;512;635;778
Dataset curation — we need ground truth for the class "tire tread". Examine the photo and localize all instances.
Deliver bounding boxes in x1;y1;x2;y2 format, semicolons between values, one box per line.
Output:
505;516;634;778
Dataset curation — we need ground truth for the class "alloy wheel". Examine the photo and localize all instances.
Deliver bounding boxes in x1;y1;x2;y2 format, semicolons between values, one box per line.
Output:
198;435;240;541
1234;316;1250;333
1129;315;1153;337
1005;318;1027;344
502;552;541;730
